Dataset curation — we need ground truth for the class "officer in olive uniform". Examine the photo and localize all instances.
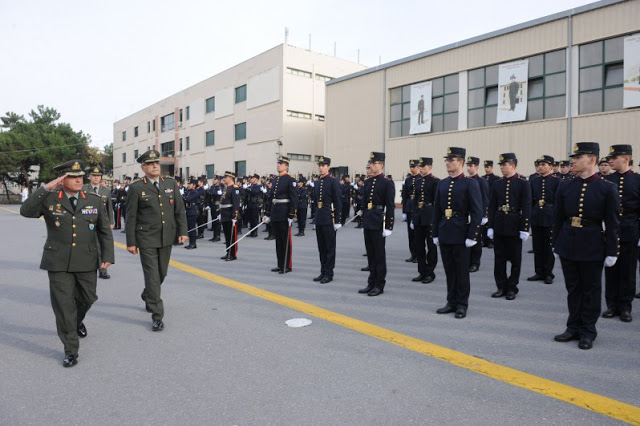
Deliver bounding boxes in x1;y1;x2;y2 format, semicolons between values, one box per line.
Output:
358;152;395;297
603;144;640;323
432;147;483;318
245;174;263;237
466;156;490;272
264;156;297;273
487;153;532;300
402;159;420;263
220;171;241;261
527;155;559;284
553;142;620;350
125;150;188;332
82;165;114;279
21;160;114;367
312;156;343;284
410;157;439;284
184;178;200;249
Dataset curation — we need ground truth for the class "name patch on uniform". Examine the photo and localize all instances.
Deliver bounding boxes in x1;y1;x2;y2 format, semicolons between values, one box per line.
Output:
164;189;173;193
81;208;98;215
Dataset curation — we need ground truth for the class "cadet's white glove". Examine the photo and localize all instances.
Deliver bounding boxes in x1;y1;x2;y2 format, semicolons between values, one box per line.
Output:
263;216;271;224
288;218;293;226
382;229;392;237
637;240;640;247
519;231;530;242
333;224;342;231
410;221;415;230
204;206;210;211
487;228;494;239
356;210;363;216
465;239;477;247
402;213;407;220
308;182;314;187
242;183;248;189
217;190;222;195
481;217;488;225
261;187;267;193
216;215;221;221
604;256;618;267
432;237;439;246
232;219;237;227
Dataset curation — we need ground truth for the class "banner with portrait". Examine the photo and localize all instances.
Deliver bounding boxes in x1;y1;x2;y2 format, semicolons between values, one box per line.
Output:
409;81;432;134
496;59;528;123
623;33;640;109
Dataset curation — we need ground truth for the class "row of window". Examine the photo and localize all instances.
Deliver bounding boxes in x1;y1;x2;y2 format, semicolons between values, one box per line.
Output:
286;67;333;81
286;110;325;121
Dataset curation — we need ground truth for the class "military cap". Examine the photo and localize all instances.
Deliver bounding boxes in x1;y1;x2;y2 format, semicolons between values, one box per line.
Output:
317;156;331;166
569;142;599;157
252;174;260;180
124;176;132;181
559;160;570;167
484;160;494;167
609;144;632;157
419;157;433;167
87;165;103;175
298;176;307;183
224;171;236;179
466;156;480;165
535;155;554;165
175;176;183;183
188;178;198;185
554;161;560;167
213;175;222;180
53;160;85;177
444;147;465;159
277;155;290;164
137;149;161;163
370;152;386;162
598;157;610;165
498;153;517;164
409;159;420;167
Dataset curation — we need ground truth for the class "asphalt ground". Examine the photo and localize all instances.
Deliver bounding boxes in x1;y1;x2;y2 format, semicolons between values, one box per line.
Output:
1;205;639;425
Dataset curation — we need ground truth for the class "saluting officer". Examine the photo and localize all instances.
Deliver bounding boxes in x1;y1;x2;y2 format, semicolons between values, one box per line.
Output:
402;159;420;263
126;150;188;332
21;160;114;367
553;142;620;350
219;171;240;261
466;156;490;273
410;157;439;284
527;155;559;284
312;156;343;284
264;156;297;273
183;178;200;250
83;165;114;279
602;145;640;323
358;152;395;297
487;153;531;300
432;147;482;318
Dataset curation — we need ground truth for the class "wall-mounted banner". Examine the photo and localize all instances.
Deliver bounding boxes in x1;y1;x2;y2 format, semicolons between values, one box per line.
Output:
623;34;640;109
497;59;528;123
409;81;432;134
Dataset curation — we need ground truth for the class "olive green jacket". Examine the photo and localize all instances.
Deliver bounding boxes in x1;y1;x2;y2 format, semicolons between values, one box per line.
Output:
20;186;115;272
82;184;114;225
125;176;187;248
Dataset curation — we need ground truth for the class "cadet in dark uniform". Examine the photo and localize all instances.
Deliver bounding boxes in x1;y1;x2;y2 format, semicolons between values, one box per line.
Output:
466;156;489;272
599;157;613;176
432;147;483;318
358;152;395;296
553;142;620;350
295;178;308;236
195;177;207;239
21;160;114;367
245;174;262;237
220;171;240;261
527;155;559;284
482;160;500;248
402;159;420;263
487;153;532;300
340;175;352;225
264;156;297;273
410;157;439;283
125;150;188;332
183;178;200;250
354;177;365;228
552;161;560;178
559;160;573;180
207;176;222;242
603;145;639;323
83;165;114;279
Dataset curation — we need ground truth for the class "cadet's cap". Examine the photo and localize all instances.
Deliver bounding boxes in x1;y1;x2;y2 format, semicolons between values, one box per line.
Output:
569;142;599;158
88;165;103;175
409;159;420;167
498;153;517;164
53;160;85;177
554;161;560;167
175;176;183;183
137;149;161;163
535;155;554;165
609;144;633;157
213;175;222;180
598;157;610;165
298;176;307;183
224;171;236;179
444;147;465;159
124;176;132;181
419;157;433;167
484;160;494;167
277;156;290;164
188;178;198;185
317;156;331;166
370;152;386;162
559;160;570;167
466;156;480;165
252;174;260;180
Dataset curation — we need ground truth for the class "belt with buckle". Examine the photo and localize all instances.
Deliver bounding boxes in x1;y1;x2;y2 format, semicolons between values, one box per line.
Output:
444;209;467;218
317;202;324;208
273;199;290;204
568;217;600;228
498;205;520;213
220;204;232;208
367;203;385;210
417;202;433;209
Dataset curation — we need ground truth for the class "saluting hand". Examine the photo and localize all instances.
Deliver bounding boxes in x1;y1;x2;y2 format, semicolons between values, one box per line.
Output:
44;174;68;191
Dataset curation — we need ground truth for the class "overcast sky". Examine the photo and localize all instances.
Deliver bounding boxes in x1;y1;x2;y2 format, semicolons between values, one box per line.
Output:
1;0;594;148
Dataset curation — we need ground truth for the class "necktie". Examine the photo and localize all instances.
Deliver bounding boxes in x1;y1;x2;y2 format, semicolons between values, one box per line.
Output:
70;196;77;210
93;187;98;194
154;182;158;190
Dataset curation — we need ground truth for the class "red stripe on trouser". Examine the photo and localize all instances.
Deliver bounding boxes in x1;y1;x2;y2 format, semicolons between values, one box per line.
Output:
287;227;292;269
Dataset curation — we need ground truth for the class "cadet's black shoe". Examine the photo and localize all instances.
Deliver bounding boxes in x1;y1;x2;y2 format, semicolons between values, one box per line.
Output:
225;256;237;261
99;271;110;279
455;309;467;319
636;292;640;299
313;275;324;282
185;244;197;250
544;276;554;284
285;268;292;273
367;288;383;296
601;309;618;318
505;291;516;300
491;290;506;298
422;275;436;284
152;320;164;332
77;323;87;338
213;237;221;242
249;233;258;237
295;231;305;237
360;266;370;271
578;338;593;350
278;268;292;274
554;331;579;342
320;276;333;284
120;230;126;233
271;267;281;272
620;311;632;322
527;274;544;281
358;286;373;294
221;255;230;260
63;354;78;368
208;237;217;241
264;236;275;240
197;235;204;239
436;305;456;314
412;274;426;282
487;243;494;249
468;264;479;273
405;256;416;263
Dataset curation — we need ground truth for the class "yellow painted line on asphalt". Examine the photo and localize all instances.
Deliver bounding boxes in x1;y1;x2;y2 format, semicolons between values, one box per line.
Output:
112;240;640;425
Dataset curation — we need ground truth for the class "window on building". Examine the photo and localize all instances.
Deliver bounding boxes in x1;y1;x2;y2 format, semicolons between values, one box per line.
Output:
288;153;311;161
186;136;190;151
287;110;312;119
179;138;183;152
134;126;139;137
525;50;567;121
122;131;126;142
147;121;150;133
235;161;246;177
161;141;175;157
467;65;499;128
206;130;215;146
186;167;190;179
179;109;183;124
160;113;175;132
579;36;624;114
206;96;215;113
315;74;333;82
430;73;459;133
122;153;126;163
134;149;139;160
205;164;215;179
286;67;312;78
152;119;156;132
315;114;325;121
186;106;190;120
235;122;246;141
235;85;247;103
